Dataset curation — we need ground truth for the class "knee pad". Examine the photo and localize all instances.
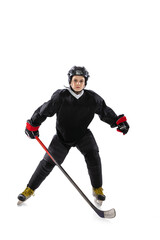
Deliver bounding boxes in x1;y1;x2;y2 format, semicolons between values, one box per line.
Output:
85;150;101;168
84;151;102;187
40;159;55;173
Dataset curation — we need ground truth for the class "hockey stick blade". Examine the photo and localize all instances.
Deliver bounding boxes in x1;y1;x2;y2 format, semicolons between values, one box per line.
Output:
96;208;116;218
35;136;116;218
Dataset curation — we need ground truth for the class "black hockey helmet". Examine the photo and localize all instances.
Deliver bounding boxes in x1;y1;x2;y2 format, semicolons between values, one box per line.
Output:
68;66;90;85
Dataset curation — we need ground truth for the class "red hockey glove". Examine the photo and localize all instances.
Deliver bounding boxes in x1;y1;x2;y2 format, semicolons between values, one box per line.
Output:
116;115;129;135
25;120;40;139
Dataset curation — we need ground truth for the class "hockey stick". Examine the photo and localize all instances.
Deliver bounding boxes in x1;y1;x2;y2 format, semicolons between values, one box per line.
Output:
35;136;116;218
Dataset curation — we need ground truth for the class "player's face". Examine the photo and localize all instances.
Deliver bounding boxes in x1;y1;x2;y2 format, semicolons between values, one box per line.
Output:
70;76;86;93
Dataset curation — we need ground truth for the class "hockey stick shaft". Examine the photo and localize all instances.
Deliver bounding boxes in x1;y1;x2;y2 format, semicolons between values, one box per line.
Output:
35;136;115;218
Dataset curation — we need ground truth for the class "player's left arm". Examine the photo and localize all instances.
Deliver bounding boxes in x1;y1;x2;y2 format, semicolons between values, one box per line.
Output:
95;94;129;135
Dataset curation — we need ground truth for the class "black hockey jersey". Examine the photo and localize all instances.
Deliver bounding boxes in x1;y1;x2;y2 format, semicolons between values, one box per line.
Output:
30;88;118;145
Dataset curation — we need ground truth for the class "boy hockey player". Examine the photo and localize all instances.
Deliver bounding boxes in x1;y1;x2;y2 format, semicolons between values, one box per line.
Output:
18;66;129;204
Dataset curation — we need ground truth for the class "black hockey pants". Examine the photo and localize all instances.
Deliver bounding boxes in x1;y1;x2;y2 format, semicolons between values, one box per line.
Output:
28;130;102;190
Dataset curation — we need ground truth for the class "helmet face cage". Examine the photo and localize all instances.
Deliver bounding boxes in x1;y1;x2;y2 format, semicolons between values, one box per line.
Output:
68;66;90;85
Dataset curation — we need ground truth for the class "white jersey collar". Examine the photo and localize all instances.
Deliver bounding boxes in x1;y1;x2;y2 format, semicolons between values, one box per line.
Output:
65;86;84;99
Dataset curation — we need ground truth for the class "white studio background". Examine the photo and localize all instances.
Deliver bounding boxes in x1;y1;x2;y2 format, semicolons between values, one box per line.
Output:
0;0;160;239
